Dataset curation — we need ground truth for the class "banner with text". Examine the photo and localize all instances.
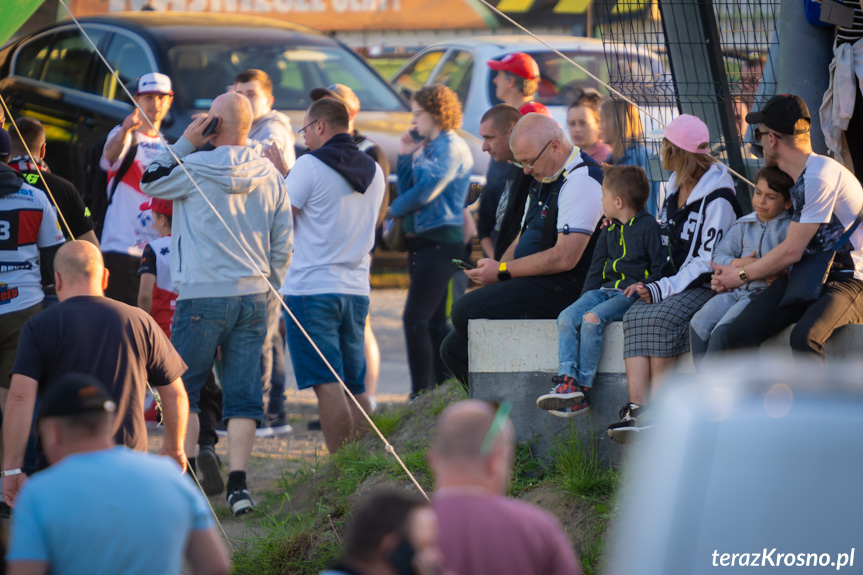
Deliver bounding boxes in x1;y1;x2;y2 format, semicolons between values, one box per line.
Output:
68;0;498;31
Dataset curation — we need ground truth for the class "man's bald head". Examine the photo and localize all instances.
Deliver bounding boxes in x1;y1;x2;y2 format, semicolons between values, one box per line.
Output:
430;400;515;493
209;92;253;143
54;241;105;294
433;400;511;459
510;114;571;180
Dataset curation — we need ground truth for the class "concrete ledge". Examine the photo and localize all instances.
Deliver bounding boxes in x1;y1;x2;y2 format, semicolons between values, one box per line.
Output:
468;319;863;466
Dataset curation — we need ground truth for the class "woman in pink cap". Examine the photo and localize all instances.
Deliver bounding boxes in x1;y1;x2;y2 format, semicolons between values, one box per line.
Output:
606;114;742;444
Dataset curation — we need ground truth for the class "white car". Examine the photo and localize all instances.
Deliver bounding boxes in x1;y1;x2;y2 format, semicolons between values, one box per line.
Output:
391;35;676;140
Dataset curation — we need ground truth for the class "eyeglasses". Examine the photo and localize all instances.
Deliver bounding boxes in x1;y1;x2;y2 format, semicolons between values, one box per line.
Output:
513;139;553;170
753;127;783;141
298;119;320;137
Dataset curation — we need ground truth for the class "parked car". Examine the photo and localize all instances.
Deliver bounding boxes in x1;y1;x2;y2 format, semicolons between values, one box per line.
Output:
391;35;675;140
0;12;487;196
604;356;863;574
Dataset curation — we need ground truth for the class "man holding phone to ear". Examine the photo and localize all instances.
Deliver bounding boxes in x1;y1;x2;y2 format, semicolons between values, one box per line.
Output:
100;72;174;306
141;92;293;516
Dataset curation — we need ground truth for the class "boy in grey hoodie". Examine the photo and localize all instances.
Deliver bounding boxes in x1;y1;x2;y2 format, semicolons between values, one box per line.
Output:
141;92;293;516
691;166;793;359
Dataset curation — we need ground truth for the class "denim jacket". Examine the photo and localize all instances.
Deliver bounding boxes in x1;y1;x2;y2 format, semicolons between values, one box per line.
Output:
391;130;473;233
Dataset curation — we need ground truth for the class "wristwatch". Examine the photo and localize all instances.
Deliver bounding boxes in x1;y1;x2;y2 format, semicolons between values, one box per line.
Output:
738;267;750;282
497;261;512;282
1;468;23;477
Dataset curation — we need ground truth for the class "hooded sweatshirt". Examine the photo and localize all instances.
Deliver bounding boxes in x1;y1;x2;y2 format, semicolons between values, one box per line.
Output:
309;133;377;194
645;163;742;303
140;137;293;300
712;209;791;291
581;209;664;293
248;110;296;169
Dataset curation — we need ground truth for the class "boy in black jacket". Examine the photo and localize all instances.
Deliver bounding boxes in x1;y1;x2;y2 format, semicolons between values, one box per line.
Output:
537;165;663;417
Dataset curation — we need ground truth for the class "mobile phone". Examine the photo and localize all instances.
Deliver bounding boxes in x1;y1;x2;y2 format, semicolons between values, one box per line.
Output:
452;258;475;270
408;128;424;143
820;0;855;26
202;116;220;137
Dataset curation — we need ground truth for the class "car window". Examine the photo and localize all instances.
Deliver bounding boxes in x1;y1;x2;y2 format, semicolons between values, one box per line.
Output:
96;33;155;101
486;50;672;107
436;50;474;107
164;41;405;112
40;28;106;93
391;50;445;100
12;32;53;81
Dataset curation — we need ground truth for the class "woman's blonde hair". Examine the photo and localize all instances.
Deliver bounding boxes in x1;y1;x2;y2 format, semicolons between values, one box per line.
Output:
660;138;717;192
600;98;644;162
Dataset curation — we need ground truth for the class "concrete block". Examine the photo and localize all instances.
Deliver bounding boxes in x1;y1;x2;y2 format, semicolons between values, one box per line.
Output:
468;318;863;467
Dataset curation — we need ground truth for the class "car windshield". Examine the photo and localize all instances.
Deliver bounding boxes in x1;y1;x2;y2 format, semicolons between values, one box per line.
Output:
488;49;674;106
164;38;406;113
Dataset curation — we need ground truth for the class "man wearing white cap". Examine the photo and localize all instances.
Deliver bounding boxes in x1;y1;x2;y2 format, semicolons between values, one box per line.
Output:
99;72;174;306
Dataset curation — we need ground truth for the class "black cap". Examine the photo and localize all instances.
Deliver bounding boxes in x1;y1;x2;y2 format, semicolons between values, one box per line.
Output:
745;94;811;135
41;373;116;418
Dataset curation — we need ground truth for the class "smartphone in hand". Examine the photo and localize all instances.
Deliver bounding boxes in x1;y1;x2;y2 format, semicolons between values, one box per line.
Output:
202;116;220;137
408;128;424;143
452;259;475;270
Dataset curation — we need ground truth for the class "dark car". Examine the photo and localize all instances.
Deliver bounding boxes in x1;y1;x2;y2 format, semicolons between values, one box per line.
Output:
0;12;487;195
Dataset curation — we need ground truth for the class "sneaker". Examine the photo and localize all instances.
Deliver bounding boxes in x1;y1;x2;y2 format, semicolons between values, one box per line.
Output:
536;375;584;411
196;446;224;497
549;387;591;418
227;487;255;516
264;414;293;436
607;402;652;444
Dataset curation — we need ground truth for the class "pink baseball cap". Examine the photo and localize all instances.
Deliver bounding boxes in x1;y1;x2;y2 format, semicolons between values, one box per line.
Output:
519;101;552;118
140;197;173;216
663;114;711;155
487;52;540;81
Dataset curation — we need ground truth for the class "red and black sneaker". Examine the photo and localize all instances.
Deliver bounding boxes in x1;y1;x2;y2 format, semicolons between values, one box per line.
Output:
550;388;591;418
536;375;584;411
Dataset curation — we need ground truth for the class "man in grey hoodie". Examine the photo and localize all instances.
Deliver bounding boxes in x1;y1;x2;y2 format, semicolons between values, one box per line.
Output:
141;92;293;516
234;69;296;171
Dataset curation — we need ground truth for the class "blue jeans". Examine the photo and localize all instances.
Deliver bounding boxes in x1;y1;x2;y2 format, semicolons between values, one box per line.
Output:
689;288;757;364
260;292;287;417
284;294;369;394
557;289;635;388
172;294;268;421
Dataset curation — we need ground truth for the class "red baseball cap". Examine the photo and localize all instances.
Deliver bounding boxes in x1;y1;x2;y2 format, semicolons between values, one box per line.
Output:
487;52;540;81
519;101;552;118
140;197;173;216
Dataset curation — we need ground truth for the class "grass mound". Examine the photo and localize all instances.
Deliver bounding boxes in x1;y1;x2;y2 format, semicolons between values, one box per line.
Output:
230;383;620;575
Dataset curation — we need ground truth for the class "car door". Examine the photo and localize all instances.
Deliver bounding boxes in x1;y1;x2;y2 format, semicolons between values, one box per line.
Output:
427;48;480;134
2;25;108;185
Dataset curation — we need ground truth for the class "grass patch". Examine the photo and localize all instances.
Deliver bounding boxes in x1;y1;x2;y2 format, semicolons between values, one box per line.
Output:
370;404;409;436
231;513;342;575
549;429;619;502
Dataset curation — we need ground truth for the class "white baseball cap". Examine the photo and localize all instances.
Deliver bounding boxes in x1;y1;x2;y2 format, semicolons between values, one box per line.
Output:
136;72;173;96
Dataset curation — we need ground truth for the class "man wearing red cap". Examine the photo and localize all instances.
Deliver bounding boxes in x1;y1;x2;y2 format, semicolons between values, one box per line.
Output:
488;52;541;109
100;72;174;307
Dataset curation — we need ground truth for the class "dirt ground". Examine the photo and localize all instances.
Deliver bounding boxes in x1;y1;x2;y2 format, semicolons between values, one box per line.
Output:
146;389;409;548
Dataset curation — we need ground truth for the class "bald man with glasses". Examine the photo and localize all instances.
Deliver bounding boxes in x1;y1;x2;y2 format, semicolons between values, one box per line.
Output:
441;113;605;385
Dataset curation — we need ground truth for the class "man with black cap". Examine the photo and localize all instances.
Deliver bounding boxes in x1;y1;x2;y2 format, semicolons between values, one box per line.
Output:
3;241;188;507
99;72;174;306
5;373;231;575
711;94;863;358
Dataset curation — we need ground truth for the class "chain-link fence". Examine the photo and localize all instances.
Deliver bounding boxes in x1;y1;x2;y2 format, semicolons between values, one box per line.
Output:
594;0;781;205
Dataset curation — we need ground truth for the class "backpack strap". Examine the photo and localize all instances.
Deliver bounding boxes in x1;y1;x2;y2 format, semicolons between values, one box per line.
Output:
107;137;138;207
